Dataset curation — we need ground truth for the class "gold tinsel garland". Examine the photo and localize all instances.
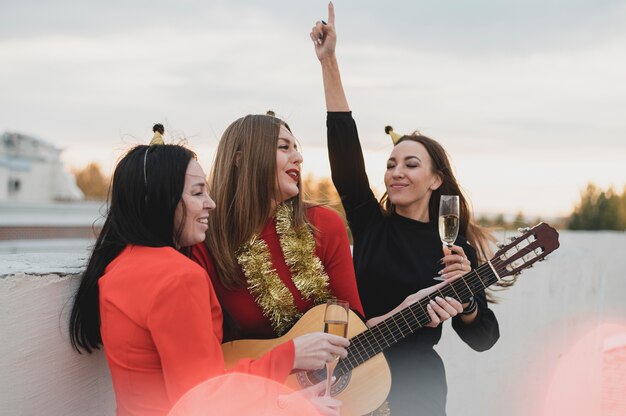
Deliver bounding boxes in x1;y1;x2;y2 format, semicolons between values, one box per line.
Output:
275;204;332;303
236;203;332;335
237;235;301;335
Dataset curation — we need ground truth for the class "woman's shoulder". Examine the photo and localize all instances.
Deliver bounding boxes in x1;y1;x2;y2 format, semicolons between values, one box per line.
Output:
134;246;208;281
306;205;345;228
103;246;210;292
129;245;197;263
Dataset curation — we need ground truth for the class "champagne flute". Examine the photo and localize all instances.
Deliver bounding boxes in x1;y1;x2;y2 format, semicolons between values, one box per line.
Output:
323;299;349;397
434;195;460;281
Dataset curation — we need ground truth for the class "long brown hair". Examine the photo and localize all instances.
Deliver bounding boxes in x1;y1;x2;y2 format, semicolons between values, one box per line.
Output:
205;114;309;289
381;132;495;267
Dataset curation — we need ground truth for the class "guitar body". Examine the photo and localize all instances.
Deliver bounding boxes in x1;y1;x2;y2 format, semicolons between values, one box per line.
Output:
222;304;391;415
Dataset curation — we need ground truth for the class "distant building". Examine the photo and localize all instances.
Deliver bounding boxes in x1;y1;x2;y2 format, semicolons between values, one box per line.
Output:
0;131;83;202
0;132;98;252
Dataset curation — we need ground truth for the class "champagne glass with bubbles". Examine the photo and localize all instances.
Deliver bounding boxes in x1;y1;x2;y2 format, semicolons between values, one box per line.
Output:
434;195;460;281
323;299;349;396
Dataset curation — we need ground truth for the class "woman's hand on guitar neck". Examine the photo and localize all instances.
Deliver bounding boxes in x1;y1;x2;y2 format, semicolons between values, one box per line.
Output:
292;332;349;371
366;279;464;328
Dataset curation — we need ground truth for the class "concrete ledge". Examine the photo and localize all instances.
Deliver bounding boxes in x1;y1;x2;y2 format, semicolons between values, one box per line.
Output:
1;232;625;415
0;252;88;277
0;253;115;416
0;239;93;255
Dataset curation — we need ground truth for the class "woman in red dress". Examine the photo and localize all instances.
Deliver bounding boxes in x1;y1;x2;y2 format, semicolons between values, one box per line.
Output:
192;113;367;340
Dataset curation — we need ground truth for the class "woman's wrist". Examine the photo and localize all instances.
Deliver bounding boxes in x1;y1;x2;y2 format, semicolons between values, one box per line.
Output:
321;54;349;112
461;297;477;315
319;54;338;67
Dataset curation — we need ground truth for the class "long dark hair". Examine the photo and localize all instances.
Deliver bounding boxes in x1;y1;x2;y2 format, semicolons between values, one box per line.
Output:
381;133;495;266
69;143;196;353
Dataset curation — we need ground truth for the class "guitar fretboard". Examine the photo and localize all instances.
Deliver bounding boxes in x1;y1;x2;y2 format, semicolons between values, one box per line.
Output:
335;262;498;376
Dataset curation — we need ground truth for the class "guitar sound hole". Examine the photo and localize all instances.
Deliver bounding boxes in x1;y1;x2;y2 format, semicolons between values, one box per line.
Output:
295;368;352;396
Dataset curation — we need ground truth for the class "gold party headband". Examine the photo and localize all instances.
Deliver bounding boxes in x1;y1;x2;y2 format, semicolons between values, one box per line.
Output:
385;125;423;145
144;124;165;189
385;125;402;144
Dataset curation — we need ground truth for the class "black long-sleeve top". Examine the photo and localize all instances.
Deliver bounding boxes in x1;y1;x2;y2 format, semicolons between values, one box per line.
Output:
327;111;499;352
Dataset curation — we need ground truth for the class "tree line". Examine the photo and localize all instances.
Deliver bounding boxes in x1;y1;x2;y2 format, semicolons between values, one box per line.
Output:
568;183;626;231
72;164;624;231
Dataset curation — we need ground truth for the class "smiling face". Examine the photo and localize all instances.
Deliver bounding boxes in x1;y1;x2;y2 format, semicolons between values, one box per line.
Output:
173;160;216;247
384;140;442;219
274;125;303;205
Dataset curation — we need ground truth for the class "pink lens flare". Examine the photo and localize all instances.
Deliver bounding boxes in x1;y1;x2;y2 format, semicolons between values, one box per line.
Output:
169;373;323;416
543;323;626;416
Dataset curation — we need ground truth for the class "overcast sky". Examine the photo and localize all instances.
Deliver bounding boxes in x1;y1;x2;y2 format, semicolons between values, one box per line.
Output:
1;0;625;217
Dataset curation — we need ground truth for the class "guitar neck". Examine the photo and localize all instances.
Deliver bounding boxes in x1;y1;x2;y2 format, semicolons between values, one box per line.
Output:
336;261;499;376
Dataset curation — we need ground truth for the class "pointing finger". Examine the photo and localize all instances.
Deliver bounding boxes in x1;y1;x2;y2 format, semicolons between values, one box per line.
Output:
328;1;335;26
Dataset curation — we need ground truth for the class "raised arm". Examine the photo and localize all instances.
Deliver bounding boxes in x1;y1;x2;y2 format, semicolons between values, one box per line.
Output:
310;2;380;238
310;2;349;112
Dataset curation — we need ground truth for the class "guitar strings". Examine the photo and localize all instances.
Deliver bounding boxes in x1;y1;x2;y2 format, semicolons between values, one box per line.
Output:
315;269;492;377
339;262;495;373
337;238;542;373
307;233;551;382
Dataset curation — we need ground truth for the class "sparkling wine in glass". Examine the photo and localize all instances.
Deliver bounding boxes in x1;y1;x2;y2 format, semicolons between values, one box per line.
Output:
434;195;460;281
323;299;349;396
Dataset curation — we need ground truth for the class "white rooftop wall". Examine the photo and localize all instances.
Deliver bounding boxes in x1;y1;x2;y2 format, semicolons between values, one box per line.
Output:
0;253;115;415
1;231;625;415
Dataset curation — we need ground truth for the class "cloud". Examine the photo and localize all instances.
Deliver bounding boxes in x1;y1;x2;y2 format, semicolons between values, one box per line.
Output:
1;0;624;217
3;0;624;55
351;0;626;54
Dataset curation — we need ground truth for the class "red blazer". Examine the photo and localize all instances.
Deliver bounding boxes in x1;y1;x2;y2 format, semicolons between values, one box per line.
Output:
99;245;294;416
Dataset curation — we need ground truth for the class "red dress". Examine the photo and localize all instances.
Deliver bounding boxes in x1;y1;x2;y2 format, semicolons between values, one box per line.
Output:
99;245;294;416
191;206;364;338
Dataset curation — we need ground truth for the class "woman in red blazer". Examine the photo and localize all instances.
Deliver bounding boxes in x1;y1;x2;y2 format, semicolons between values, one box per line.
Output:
69;133;349;416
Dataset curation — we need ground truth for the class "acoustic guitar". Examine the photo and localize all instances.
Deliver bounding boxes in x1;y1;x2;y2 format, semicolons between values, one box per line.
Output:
222;223;560;415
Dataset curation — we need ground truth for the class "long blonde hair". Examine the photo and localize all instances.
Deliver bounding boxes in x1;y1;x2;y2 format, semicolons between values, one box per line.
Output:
205;114;309;289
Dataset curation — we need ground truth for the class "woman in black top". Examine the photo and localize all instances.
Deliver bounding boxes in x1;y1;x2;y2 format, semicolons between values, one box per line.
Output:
310;5;500;415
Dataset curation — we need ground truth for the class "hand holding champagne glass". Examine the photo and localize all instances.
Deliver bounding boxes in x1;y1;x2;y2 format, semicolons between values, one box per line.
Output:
323;299;349;397
434;195;460;281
